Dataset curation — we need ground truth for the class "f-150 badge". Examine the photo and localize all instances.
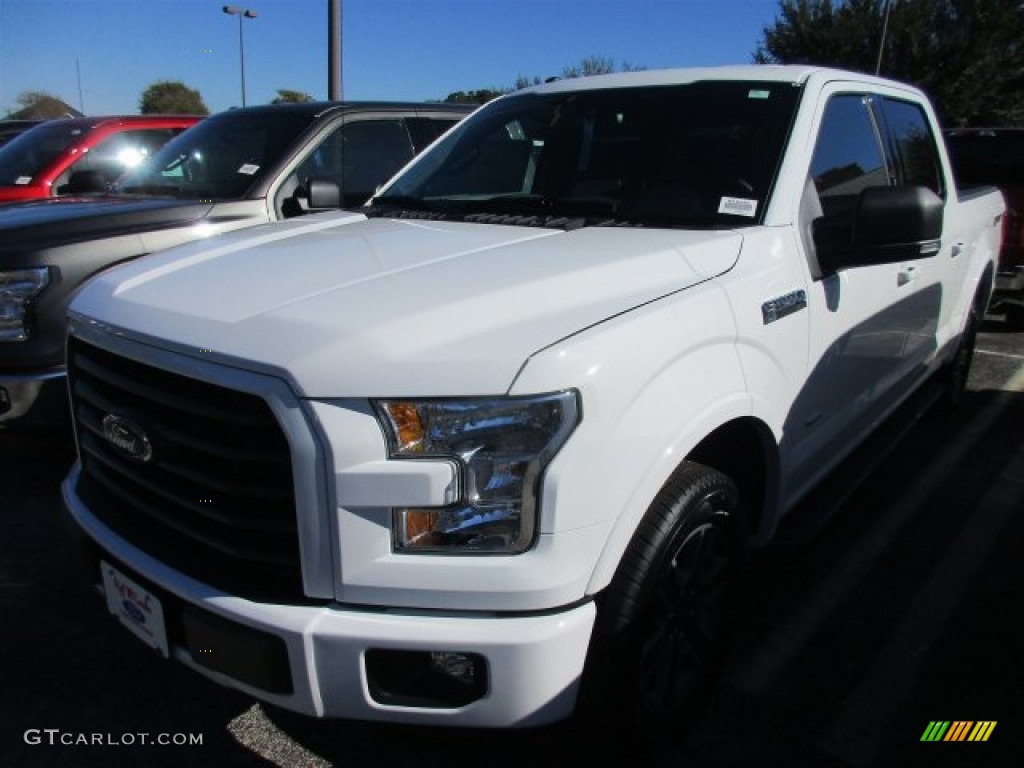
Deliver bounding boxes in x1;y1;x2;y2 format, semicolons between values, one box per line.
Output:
762;289;807;324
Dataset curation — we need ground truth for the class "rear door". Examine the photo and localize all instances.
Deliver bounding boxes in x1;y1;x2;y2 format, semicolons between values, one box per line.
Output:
872;96;955;373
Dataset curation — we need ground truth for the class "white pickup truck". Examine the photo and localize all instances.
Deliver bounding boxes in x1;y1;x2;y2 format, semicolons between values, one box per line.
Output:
63;66;1003;732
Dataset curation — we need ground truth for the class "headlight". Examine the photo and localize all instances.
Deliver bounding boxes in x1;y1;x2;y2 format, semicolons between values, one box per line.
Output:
0;268;50;342
373;391;579;554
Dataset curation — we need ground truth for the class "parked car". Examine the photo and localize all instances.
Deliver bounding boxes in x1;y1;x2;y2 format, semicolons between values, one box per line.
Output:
944;127;1024;327
0;115;201;203
0;101;474;428
0;119;44;149
61;66;1001;732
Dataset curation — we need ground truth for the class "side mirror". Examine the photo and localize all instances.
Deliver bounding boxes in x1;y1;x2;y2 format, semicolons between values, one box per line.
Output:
852;185;943;248
815;185;944;271
307;177;341;210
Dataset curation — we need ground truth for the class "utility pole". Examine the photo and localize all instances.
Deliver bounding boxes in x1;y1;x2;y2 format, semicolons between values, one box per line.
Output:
76;58;85;114
328;0;342;100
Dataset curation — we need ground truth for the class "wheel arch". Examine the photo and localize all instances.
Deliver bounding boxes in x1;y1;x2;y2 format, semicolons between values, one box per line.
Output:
584;414;780;596
687;416;780;544
977;260;995;314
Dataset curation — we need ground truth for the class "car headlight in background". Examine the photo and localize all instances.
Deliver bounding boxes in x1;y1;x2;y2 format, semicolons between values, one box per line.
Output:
0;268;50;342
373;391;580;554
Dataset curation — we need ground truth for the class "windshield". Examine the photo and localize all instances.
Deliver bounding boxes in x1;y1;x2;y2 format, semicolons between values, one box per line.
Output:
115;110;314;200
376;81;801;228
0;121;92;185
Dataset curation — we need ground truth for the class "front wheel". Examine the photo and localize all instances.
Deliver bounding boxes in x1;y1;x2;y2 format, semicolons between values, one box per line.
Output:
581;462;744;738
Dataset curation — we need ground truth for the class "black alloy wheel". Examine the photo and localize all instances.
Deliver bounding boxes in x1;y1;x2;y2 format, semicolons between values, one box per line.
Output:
582;461;744;739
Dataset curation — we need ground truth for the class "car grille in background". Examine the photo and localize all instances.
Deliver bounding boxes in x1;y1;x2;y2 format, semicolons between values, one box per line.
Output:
68;336;306;603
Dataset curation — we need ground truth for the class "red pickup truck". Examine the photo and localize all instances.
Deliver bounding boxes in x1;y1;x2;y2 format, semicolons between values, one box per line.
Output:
0;115;200;203
944;127;1024;327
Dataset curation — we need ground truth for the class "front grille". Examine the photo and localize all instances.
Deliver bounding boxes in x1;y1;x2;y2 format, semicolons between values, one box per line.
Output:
68;336;305;603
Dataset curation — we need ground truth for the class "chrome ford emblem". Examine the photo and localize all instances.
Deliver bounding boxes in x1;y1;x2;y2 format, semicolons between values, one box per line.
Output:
101;414;153;462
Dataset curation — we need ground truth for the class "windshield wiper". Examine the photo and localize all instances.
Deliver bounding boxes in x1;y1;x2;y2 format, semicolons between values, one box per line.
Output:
458;194;549;214
367;193;637;229
369;195;450;213
550;196;622;216
459;194;624;219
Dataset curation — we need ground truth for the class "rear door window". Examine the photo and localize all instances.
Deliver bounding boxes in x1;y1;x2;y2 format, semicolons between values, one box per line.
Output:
877;98;945;197
406;116;464;152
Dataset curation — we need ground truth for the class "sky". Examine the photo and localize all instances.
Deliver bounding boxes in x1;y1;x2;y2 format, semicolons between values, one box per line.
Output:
0;0;784;116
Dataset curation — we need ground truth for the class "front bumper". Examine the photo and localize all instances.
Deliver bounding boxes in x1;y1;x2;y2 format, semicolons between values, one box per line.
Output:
0;368;68;428
64;463;596;728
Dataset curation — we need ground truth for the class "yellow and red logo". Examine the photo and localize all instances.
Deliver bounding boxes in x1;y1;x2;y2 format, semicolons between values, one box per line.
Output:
921;721;996;742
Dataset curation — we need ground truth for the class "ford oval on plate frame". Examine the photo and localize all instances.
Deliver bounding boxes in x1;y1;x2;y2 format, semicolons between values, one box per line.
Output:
100;561;169;657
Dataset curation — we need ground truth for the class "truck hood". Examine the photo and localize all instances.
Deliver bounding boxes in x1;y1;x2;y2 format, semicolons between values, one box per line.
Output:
72;213;743;396
0;197;213;250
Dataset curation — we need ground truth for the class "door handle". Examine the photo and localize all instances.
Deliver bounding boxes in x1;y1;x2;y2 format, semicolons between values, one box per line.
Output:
951;243;963;259
897;265;917;286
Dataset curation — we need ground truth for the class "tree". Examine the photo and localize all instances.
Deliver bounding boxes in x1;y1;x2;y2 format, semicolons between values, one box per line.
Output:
271;89;314;104
444;88;508;105
754;0;1024;126
514;75;543;90
444;57;648;104
6;90;81;119
139;81;208;115
516;56;646;89
561;55;617;79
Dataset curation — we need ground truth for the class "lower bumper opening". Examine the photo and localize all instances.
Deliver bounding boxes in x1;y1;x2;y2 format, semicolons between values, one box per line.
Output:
366;649;488;709
183;605;293;695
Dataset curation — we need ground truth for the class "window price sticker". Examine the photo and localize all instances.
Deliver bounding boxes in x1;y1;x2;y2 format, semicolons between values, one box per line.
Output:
718;196;758;217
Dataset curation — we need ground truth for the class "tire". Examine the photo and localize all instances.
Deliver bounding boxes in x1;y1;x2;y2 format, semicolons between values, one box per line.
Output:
580;461;744;739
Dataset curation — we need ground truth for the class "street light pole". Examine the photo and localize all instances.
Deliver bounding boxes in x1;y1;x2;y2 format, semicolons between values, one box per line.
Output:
223;5;257;107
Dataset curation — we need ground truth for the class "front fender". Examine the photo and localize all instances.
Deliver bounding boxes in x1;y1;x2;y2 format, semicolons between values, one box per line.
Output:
509;280;759;595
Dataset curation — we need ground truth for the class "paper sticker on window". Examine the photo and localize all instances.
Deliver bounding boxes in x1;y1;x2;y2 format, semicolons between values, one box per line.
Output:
238;163;259;175
719;196;758;217
748;89;771;100
15;176;32;185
